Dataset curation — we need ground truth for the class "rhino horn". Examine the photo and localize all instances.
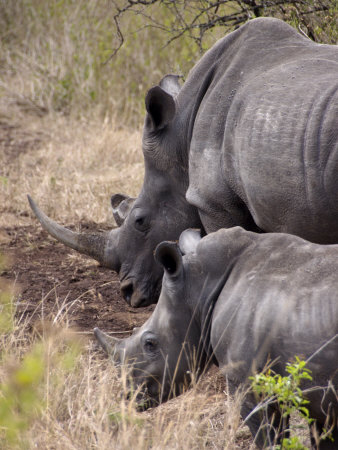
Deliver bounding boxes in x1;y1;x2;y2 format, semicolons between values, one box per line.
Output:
94;327;120;356
27;195;120;270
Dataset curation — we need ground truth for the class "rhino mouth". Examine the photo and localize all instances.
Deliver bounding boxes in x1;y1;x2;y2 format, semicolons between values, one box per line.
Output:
129;391;159;411
123;381;162;411
120;276;162;307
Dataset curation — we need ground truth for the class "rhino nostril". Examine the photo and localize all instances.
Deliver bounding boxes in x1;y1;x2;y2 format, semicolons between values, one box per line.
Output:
137;297;149;308
121;281;134;304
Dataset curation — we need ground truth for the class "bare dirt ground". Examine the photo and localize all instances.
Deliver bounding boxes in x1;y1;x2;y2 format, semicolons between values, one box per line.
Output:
0;223;154;336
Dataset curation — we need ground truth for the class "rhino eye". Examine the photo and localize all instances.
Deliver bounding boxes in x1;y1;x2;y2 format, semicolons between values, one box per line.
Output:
144;338;157;354
134;214;149;232
136;217;144;227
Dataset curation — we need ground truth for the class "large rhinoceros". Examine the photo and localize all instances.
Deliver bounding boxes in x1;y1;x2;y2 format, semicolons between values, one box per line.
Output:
94;227;338;449
28;17;338;307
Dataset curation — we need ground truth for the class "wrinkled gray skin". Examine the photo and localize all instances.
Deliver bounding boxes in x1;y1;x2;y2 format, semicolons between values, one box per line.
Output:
29;17;338;307
95;227;338;449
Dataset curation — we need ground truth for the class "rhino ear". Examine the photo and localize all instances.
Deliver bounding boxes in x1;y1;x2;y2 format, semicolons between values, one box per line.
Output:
145;86;176;130
179;229;202;255
111;194;136;227
154;241;183;278
159;74;181;97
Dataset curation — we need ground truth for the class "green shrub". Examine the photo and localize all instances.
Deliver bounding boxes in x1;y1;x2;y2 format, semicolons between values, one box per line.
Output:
250;357;313;449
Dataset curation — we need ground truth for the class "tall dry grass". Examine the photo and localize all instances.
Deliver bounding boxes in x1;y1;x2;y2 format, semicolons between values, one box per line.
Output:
0;106;146;230
0;287;254;449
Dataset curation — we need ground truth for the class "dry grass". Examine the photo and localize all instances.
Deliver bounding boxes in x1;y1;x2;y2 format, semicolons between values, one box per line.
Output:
0;293;254;449
0;0;207;128
0;107;144;227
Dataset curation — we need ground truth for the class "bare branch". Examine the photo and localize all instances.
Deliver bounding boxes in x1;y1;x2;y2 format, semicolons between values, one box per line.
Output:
104;0;334;61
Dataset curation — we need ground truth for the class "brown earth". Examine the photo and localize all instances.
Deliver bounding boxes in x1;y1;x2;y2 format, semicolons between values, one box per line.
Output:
0;223;154;337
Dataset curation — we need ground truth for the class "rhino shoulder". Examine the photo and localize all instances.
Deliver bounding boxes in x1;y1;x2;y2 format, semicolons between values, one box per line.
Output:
196;227;258;275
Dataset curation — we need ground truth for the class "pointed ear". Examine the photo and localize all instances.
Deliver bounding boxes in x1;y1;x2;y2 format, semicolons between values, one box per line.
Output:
159;74;181;97
145;86;176;130
111;194;135;226
179;229;202;255
154;241;183;277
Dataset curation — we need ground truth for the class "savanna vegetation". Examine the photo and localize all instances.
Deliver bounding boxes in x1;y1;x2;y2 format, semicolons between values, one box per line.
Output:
0;0;336;126
0;1;336;448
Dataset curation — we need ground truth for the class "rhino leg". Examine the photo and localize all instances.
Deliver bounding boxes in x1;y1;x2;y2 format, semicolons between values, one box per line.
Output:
240;392;289;448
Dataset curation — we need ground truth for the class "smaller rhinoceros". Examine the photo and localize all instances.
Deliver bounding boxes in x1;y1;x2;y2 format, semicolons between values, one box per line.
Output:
94;227;338;449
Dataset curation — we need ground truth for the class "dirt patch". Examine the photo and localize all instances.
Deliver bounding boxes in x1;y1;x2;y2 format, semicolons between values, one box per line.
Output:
0;223;154;337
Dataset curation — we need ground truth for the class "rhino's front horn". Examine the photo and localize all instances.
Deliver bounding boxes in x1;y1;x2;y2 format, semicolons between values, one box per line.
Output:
94;327;120;356
27;195;120;270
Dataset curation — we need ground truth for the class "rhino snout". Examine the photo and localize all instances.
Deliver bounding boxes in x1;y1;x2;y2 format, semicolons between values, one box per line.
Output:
120;279;150;308
120;280;133;304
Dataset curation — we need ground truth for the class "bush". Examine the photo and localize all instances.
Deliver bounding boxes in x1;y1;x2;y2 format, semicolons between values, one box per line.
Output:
0;0;202;126
1;0;335;126
250;357;315;449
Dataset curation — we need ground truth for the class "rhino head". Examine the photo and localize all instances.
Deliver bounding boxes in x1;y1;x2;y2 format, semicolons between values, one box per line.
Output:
28;75;202;307
93;227;263;408
93;229;208;406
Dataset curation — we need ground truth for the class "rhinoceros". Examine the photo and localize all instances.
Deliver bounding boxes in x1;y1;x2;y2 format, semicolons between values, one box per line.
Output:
94;227;338;449
28;17;338;307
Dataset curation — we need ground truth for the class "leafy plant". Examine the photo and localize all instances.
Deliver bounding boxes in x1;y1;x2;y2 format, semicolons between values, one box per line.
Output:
250;357;313;449
0;334;82;447
0;344;45;445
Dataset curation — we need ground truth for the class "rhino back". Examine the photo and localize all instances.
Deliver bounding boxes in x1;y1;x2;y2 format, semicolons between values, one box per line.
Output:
184;18;338;242
210;234;338;392
226;60;338;242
